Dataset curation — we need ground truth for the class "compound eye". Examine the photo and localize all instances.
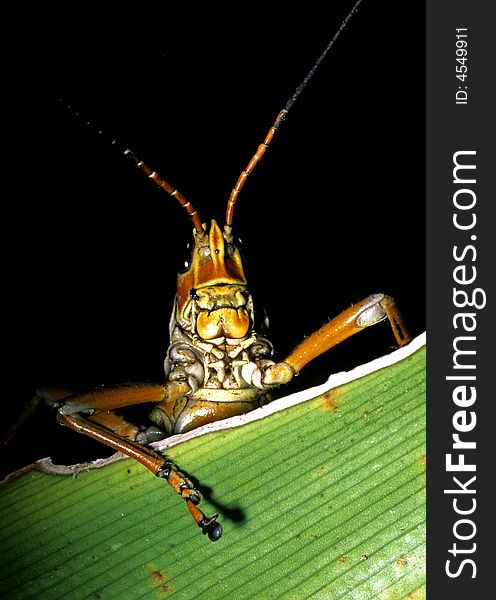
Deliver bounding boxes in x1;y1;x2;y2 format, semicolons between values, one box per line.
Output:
180;241;193;273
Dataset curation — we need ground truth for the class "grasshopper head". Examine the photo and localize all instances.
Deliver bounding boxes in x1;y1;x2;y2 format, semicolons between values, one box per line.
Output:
175;220;252;340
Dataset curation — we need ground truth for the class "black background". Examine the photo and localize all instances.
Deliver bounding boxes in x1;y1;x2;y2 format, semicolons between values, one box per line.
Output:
3;1;425;476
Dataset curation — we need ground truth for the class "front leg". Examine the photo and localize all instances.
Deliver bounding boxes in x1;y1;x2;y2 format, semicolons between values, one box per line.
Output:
39;380;191;443
245;293;411;387
38;383;222;541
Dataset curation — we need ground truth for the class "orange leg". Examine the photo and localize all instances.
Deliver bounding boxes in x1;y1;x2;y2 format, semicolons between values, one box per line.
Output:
44;383;222;541
264;293;411;384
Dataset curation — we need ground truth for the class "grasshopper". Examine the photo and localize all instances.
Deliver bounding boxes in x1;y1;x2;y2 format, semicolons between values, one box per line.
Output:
13;1;413;541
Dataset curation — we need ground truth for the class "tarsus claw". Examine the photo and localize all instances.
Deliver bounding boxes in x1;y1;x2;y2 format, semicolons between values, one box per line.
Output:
200;515;223;541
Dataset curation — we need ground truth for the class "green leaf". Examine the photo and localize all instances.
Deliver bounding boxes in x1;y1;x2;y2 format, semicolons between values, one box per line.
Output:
0;342;425;599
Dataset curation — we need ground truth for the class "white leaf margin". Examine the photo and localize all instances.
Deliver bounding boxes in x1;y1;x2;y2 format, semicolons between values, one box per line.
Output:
2;332;426;481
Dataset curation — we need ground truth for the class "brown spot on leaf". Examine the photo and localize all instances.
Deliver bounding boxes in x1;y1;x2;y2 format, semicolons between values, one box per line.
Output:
396;555;408;568
298;531;318;540
152;569;165;583
338;554;348;564
315;389;341;412
150;567;174;594
406;591;425;600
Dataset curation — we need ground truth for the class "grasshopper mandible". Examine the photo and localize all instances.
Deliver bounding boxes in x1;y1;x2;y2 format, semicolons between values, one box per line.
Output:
28;0;411;541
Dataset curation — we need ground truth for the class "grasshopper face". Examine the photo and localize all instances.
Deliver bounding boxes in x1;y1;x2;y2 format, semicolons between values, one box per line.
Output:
175;220;254;341
194;286;251;340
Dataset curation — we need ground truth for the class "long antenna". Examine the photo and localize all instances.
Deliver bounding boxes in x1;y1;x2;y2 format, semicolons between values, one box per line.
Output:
52;95;204;234
224;0;364;235
124;149;203;233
